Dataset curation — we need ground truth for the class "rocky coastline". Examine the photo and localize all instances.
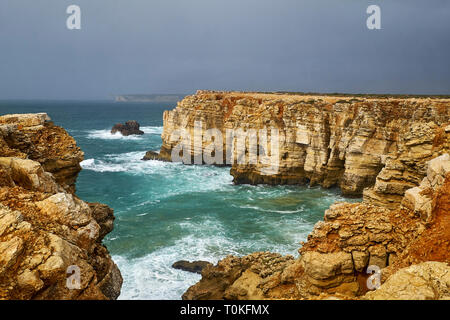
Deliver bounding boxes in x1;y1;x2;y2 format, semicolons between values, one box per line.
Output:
157;91;450;300
1;90;448;300
182;154;450;300
0;113;122;300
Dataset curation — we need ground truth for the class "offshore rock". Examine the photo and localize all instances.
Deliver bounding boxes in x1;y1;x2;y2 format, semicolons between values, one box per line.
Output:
0;113;122;300
111;120;144;136
161;91;449;202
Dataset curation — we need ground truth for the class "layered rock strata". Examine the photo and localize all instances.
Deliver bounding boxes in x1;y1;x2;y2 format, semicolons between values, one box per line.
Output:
160;91;449;204
0;113;122;300
183;154;450;300
162;91;449;300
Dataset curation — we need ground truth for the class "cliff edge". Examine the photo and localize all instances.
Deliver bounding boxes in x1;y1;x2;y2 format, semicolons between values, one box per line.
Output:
161;91;449;206
0;113;122;300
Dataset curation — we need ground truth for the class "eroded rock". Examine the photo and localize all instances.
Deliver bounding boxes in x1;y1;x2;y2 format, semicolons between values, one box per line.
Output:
172;260;213;274
161;91;449;203
363;262;450;300
142;150;169;161
111;120;144;136
0;113;122;300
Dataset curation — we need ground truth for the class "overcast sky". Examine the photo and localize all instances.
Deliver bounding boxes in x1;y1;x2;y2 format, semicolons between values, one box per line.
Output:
0;0;449;99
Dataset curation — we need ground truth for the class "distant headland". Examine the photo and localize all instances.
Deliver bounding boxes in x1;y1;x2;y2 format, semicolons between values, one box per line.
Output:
114;94;187;103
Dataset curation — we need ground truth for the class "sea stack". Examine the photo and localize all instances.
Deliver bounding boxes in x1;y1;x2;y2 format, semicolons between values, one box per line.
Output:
111;120;144;136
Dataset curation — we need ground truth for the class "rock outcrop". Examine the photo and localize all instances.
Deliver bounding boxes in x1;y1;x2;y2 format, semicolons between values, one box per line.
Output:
160;91;449;201
172;260;213;274
111;120;144;136
142;150;168;162
0;113;122;300
183;154;450;300
363;262;450;300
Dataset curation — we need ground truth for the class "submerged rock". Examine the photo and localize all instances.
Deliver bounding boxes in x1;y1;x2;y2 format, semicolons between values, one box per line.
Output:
172;260;213;274
111;120;144;136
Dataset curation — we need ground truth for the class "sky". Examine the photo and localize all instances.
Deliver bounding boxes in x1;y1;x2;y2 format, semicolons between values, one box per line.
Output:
0;0;449;99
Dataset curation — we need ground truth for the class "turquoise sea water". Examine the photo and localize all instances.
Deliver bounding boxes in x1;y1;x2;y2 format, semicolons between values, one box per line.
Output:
0;101;359;299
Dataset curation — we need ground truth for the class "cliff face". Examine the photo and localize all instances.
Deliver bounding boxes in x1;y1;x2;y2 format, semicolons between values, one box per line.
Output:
183;154;450;300
163;91;450;300
161;91;449;204
0;113;122;300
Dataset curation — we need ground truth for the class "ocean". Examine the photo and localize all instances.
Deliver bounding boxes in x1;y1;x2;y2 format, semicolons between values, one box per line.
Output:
0;100;359;299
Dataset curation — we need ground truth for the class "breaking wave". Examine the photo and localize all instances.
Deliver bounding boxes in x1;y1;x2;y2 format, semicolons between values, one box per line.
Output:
85;126;163;140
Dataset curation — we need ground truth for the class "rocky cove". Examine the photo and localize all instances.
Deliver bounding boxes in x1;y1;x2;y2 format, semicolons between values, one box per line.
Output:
0;90;449;300
158;91;450;299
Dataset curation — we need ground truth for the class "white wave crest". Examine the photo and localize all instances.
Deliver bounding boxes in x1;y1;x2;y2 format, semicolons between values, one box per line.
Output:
113;216;310;300
233;204;305;214
86;129;144;140
141;126;163;135
85;126;162;140
80;152;233;196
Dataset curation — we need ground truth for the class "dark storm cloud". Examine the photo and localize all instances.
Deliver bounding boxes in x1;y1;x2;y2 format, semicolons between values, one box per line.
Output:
0;0;449;99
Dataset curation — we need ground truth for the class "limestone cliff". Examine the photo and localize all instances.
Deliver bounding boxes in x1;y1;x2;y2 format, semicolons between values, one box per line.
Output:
0;113;122;300
183;154;450;300
161;91;449;204
167;91;450;300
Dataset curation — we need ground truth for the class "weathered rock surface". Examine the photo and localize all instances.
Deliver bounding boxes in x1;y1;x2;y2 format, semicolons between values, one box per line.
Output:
142;150;168;162
172;260;213;274
111;120;144;136
0;113;122;300
183;154;450;300
161;91;449;202
0;113;84;193
182;252;301;300
363;262;450;300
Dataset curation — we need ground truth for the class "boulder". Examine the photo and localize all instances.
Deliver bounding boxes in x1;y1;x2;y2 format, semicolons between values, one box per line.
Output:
363;262;450;300
0;114;122;300
172;260;213;274
142;150;168;161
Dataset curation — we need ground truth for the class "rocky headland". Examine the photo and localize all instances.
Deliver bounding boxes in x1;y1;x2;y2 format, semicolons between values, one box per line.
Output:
0;113;122;300
156;91;449;300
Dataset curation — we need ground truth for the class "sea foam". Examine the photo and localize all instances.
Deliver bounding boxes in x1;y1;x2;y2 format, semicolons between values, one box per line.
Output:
86;126;163;140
